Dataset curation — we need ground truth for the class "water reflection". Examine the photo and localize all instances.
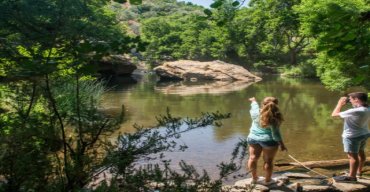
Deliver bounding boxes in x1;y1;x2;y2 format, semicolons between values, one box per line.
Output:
155;80;256;95
101;75;369;177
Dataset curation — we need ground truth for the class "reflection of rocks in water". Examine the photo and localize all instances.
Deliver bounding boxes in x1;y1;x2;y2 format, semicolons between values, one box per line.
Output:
155;80;256;95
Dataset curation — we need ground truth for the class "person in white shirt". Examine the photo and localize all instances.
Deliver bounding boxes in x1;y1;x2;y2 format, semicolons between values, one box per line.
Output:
331;92;370;182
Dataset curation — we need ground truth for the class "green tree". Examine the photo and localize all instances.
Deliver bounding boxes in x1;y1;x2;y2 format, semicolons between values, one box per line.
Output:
0;79;122;191
0;0;142;79
244;0;308;65
295;0;370;90
0;0;138;190
141;15;184;62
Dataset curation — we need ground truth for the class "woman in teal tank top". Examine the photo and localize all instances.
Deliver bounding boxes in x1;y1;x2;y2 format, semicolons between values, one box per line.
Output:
246;97;287;185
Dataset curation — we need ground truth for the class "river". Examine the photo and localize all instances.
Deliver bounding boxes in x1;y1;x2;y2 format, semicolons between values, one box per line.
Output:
101;74;369;179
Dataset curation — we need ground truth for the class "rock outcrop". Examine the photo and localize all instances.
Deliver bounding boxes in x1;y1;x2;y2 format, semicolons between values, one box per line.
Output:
98;55;137;76
232;173;370;192
154;60;261;82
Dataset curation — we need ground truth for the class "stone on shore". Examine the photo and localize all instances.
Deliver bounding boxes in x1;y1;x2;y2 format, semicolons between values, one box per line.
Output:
154;60;262;82
232;175;370;192
333;182;368;192
332;177;370;192
98;55;137;76
234;178;269;191
302;185;333;191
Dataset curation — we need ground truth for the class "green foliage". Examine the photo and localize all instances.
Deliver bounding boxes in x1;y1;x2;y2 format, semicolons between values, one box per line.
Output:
0;82;53;191
137;0;368;90
0;0;138;78
138;0;311;68
0;1;139;190
112;0;203;22
315;53;355;90
295;0;370;90
205;0;245;17
53;79;107;117
253;60;279;73
141;14;222;63
281;60;317;78
247;0;307;65
0;78;123;191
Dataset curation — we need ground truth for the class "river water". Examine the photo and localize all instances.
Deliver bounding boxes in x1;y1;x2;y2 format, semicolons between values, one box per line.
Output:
101;74;369;178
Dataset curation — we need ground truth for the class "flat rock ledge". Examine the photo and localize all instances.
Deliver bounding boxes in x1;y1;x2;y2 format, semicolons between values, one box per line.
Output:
85;171;370;191
230;173;370;192
154;60;262;82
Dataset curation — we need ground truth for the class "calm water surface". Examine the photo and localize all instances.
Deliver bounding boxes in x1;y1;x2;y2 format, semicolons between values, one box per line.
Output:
101;75;369;177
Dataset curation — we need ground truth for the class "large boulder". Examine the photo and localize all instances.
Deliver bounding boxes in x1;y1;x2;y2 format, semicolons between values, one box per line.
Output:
154;60;261;82
98;55;137;76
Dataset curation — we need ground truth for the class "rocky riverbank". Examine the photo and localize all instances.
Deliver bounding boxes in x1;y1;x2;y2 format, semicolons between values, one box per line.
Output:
225;172;370;192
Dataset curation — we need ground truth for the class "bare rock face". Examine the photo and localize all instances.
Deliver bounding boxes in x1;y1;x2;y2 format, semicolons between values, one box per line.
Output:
154;60;262;82
98;55;137;76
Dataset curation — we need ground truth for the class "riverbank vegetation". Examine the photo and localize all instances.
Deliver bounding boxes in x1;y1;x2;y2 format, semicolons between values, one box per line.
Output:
0;0;369;191
114;0;369;90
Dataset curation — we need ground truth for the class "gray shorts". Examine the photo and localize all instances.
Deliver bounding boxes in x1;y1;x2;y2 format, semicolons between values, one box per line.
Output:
343;134;369;153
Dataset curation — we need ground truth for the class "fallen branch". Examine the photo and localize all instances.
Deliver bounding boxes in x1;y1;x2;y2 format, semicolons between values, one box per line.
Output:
275;157;370;169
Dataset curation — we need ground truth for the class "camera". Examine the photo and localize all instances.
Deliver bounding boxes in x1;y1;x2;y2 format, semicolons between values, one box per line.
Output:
345;97;350;104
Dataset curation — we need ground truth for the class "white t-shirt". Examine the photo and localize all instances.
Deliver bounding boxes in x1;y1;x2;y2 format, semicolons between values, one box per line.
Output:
339;106;370;138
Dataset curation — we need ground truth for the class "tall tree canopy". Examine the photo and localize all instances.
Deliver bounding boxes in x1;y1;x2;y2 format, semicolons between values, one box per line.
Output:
0;0;139;78
295;0;369;90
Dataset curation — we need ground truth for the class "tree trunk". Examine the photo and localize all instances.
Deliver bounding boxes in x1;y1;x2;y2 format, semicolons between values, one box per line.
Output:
290;49;297;65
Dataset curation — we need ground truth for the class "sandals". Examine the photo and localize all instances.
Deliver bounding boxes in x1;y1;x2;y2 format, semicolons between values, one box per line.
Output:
340;170;362;179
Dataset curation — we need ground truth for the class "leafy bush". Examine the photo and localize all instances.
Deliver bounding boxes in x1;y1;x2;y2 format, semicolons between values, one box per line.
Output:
281;60;317;78
253;60;278;73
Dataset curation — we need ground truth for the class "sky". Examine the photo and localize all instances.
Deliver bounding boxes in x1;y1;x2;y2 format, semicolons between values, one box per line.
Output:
181;0;215;8
181;0;248;8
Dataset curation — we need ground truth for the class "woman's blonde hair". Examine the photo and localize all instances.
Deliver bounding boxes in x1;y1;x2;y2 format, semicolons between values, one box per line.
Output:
260;97;284;128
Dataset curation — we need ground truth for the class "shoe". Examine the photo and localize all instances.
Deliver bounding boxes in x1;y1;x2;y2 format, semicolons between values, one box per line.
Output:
340;171;362;179
333;175;357;183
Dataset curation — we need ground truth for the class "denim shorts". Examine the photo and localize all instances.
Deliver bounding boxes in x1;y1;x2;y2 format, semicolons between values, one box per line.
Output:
247;137;279;148
343;134;369;153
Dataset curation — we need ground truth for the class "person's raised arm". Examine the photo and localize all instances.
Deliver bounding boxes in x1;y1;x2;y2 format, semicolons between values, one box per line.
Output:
249;97;259;120
331;97;347;117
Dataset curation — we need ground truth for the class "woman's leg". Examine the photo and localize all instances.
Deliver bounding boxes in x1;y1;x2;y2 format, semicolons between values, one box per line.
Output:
248;144;262;181
262;146;278;182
